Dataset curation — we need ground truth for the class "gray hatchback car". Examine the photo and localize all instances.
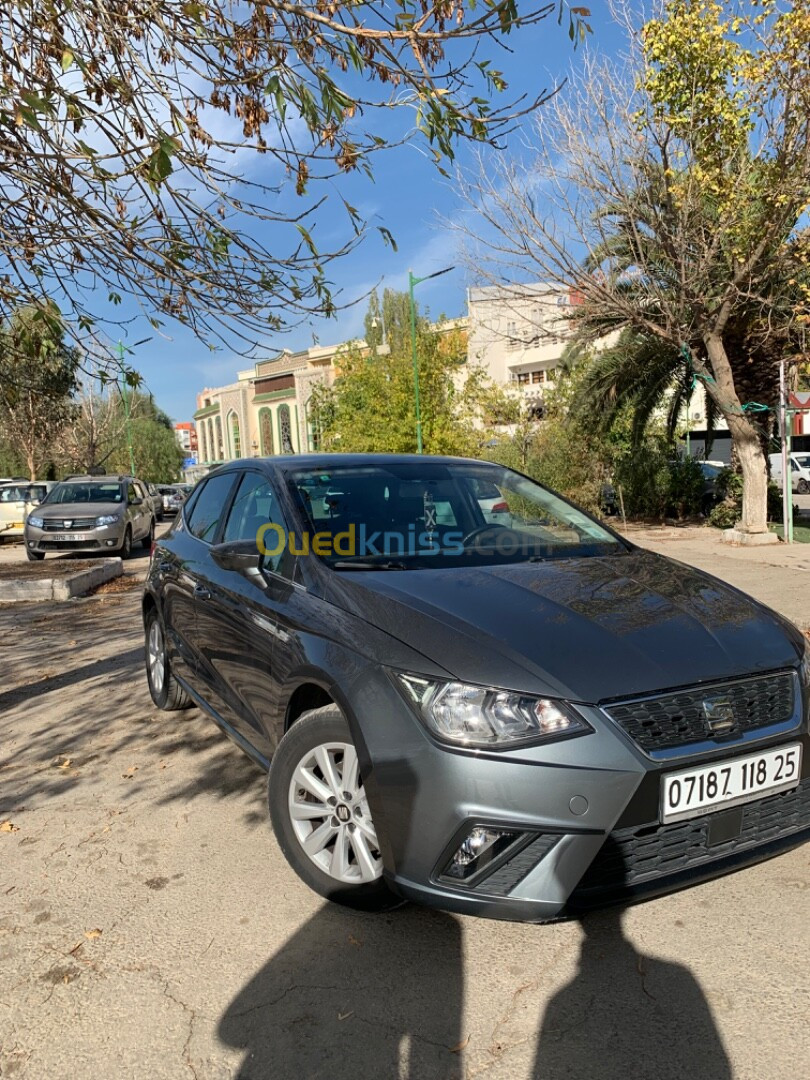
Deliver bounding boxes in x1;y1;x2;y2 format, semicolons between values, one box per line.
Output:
25;475;155;560
143;454;810;921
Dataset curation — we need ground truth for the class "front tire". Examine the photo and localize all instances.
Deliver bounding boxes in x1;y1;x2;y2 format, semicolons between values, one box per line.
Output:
26;548;45;561
144;607;192;710
268;706;400;911
118;526;132;559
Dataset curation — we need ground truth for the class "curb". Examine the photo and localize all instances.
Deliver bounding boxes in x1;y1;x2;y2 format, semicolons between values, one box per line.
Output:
0;558;124;603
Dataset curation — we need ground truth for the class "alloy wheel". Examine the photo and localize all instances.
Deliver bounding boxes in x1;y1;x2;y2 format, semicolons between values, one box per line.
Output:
147;619;166;696
288;741;382;884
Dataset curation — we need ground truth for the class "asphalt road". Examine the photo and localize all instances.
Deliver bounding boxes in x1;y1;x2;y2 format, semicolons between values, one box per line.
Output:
0;534;809;1078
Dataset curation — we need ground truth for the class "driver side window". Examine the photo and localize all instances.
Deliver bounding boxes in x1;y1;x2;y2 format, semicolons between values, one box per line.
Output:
222;471;292;577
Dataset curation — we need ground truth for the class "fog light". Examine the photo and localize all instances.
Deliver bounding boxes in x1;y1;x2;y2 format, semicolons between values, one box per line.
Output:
442;826;518;881
105;539;116;547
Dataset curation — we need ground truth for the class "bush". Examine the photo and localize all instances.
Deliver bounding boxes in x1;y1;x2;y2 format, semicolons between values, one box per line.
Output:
709;473;795;529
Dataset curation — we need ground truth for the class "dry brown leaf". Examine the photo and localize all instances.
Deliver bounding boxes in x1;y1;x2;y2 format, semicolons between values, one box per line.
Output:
348;934;362;946
84;928;102;940
122;766;138;779
338;1011;354;1021
449;1035;471;1054
1;820;19;833
57;759;73;769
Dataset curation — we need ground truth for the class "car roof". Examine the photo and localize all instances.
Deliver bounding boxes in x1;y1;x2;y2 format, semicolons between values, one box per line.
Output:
60;475;131;483
209;453;499;476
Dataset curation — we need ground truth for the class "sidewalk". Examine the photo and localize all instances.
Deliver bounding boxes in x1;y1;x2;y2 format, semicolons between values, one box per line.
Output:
626;523;810;631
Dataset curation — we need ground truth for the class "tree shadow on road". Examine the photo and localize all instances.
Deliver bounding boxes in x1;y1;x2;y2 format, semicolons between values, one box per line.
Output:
218;903;464;1080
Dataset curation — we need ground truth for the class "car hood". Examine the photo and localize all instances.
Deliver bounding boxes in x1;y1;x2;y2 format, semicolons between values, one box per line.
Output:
322;550;803;702
35;501;123;520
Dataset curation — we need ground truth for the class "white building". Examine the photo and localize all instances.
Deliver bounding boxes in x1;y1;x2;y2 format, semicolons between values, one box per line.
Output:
467;283;579;413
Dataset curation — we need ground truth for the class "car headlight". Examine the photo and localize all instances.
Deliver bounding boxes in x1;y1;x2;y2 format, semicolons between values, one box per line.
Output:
392;673;593;748
95;514;119;526
27;515;44;528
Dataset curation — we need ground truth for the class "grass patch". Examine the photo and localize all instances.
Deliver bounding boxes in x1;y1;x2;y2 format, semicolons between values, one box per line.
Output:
768;523;810;543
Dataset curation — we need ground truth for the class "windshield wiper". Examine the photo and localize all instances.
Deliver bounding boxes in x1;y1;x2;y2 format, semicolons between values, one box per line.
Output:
331;560;408;571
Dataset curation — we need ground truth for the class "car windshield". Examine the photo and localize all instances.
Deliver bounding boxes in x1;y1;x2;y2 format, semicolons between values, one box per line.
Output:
288;461;625;569
46;483;123;505
793;455;810;470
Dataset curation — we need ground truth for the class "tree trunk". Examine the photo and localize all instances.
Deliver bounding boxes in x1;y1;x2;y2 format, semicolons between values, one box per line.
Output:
703;333;768;533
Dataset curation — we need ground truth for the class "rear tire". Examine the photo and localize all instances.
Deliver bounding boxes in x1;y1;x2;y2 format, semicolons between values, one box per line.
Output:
144;607;192;710
268;706;401;912
798;479;810;495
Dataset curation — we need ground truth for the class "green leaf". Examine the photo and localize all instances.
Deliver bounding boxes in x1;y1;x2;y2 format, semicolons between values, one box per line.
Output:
61;49;74;72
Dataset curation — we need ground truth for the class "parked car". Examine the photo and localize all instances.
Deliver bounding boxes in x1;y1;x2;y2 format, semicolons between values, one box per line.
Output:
157;485;186;516
697;461;729;514
0;481;57;541
143;454;809;922
769;452;810;494
25;475;155;560
143;482;165;522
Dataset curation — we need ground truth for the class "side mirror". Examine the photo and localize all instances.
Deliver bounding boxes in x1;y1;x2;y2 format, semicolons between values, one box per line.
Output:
130;497;143;506
211;539;263;574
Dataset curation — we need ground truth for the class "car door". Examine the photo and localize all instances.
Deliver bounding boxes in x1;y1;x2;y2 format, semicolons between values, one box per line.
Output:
191;470;293;759
158;471;239;693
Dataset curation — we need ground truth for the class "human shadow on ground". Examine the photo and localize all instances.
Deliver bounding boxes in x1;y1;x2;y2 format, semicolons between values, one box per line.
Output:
534;846;732;1080
218;903;464;1080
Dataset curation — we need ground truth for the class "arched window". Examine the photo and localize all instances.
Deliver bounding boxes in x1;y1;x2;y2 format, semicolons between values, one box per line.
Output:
215;416;223;460
199;423;208;463
259;408;274;456
229;411;241;459
278;403;293;454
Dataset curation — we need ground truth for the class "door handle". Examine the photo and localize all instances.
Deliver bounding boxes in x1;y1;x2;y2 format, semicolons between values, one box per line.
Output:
194;584;212;600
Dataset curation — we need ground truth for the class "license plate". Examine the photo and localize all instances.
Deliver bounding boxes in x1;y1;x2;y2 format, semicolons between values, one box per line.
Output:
52;533;90;542
661;743;802;823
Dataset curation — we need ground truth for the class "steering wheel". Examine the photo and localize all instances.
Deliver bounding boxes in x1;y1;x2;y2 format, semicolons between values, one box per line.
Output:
461;523;512;547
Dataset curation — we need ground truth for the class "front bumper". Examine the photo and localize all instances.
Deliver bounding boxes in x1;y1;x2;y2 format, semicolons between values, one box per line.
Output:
25;522;125;555
351;673;810;922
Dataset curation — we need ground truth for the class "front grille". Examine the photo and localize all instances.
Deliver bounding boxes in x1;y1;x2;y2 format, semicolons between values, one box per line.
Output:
603;671;795;753
573;778;810;899
42;517;98;531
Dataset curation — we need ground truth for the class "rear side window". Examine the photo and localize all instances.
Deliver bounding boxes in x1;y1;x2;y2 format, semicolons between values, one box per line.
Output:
185;473;236;543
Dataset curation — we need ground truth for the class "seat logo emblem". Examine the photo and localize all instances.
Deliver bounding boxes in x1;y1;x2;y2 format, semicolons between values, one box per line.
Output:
703;698;735;734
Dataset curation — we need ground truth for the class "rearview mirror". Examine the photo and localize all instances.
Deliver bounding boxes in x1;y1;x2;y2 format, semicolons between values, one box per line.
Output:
211;540;263;574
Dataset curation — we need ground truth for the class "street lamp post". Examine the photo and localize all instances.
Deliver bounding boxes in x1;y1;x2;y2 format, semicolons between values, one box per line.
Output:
408;266;453;453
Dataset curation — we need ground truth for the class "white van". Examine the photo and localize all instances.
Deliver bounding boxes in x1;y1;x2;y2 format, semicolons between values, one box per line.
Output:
769;452;810;494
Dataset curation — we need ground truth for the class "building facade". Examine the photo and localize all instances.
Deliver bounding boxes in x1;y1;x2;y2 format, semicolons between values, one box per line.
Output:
192;343;340;476
467;283;579;414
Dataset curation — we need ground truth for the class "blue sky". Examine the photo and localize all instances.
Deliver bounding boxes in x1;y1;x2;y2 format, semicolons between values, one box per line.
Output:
119;6;627;423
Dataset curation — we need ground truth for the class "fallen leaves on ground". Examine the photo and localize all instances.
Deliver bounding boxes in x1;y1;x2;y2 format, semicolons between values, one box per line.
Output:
56;758;73;769
0;820;19;833
450;1036;471;1053
84;928;102;940
121;766;138;779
